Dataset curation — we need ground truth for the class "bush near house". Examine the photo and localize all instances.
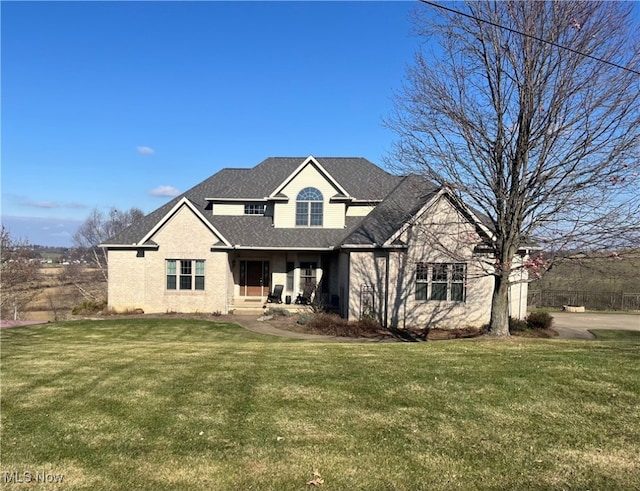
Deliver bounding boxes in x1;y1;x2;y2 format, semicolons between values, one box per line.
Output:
526;311;554;330
292;312;486;340
509;312;555;337
509;317;530;332
297;312;385;338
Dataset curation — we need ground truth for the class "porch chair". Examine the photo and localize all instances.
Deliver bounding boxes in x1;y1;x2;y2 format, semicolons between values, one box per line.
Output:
266;284;284;304
294;281;316;305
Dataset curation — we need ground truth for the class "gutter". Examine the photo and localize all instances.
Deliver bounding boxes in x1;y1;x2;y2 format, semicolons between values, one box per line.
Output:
216;245;337;251
99;243;159;250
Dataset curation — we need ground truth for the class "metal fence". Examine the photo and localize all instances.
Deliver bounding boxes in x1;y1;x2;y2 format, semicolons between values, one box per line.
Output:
528;290;640;311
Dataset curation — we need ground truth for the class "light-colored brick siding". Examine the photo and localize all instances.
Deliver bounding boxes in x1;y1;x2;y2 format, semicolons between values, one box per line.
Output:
346;195;515;329
107;204;231;314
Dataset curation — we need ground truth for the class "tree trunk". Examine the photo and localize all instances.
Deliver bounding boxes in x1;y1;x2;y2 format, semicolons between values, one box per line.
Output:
488;274;510;336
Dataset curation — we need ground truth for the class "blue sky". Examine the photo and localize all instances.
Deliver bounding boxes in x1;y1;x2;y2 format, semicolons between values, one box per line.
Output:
1;1;422;247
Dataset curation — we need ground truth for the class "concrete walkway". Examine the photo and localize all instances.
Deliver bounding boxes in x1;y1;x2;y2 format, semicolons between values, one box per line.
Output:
227;314;336;340
0;320;49;329
550;312;640;340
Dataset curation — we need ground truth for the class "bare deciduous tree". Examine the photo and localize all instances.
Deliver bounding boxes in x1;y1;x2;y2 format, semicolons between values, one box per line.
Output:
0;226;40;320
71;207;144;283
385;1;640;335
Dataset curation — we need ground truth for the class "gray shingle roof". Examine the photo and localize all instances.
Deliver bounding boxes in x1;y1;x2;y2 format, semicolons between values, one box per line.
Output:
212;216;363;249
102;157;441;249
342;174;440;246
206;157;402;200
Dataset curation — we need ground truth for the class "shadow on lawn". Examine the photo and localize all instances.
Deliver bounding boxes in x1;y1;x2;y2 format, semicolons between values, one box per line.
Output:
386;325;487;342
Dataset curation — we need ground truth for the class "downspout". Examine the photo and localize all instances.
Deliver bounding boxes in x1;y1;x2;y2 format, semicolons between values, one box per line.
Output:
507;280;512;319
519;265;524;319
384;250;390;329
224;253;230;314
345;251;351;320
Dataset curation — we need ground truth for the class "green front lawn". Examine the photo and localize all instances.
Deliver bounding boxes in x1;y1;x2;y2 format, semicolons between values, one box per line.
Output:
2;319;639;490
590;329;640;341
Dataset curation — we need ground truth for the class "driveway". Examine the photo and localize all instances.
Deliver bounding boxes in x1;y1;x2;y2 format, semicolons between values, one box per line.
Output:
551;312;640;340
0;320;49;329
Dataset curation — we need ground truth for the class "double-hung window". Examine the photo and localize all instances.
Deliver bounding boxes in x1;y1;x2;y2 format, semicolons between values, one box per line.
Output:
415;262;466;302
295;187;323;227
166;259;205;290
415;263;429;300
450;263;466;302
299;261;317;291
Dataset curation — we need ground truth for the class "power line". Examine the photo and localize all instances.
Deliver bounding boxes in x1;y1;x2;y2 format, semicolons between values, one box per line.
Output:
419;0;640;76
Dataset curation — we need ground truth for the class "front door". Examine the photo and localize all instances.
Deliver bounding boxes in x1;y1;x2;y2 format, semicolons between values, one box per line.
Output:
240;260;270;296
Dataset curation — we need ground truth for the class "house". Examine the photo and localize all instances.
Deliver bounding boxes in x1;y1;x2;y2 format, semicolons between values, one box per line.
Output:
101;156;529;328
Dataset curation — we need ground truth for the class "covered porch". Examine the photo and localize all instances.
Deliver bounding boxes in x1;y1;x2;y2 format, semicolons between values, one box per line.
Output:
227;250;343;314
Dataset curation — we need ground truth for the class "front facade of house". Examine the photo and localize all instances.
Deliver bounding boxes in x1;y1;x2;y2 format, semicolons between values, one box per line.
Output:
103;156;529;328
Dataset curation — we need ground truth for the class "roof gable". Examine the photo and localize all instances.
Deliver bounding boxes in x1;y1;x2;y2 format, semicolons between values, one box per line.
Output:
140;197;231;247
269;156;351;199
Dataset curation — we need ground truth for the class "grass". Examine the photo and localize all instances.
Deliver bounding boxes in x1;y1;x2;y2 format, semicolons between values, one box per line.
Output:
2;318;640;490
529;307;640;315
590;329;640;341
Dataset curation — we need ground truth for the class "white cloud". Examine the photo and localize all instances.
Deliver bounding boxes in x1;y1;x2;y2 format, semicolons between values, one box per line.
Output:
149;186;180;197
137;146;155;155
16;196;89;210
27;200;60;209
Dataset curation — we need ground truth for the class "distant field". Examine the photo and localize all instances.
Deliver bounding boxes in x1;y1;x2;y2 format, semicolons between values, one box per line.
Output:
23;266;106;321
2;319;639;490
528;251;640;311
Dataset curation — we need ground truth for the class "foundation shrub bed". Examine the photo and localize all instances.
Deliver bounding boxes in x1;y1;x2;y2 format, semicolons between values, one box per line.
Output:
294;313;484;340
301;313;385;337
422;326;485;340
509;317;530;332
265;307;291;317
508;312;556;338
394;325;485;341
526;311;554;329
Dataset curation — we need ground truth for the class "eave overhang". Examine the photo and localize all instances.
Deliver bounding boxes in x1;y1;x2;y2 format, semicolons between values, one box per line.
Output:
329;194;354;203
99;243;159;250
206;197;268;203
340;243;408;250
218;245;337;251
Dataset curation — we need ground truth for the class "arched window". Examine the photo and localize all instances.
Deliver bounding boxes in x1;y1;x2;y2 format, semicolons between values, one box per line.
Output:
296;187;323;226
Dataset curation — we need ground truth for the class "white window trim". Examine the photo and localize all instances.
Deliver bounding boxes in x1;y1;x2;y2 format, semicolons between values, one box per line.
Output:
295;187;323;227
415;262;466;302
166;259;206;291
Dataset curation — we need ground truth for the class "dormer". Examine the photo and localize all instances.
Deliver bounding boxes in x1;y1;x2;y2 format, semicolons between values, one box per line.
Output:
269;156;353;229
